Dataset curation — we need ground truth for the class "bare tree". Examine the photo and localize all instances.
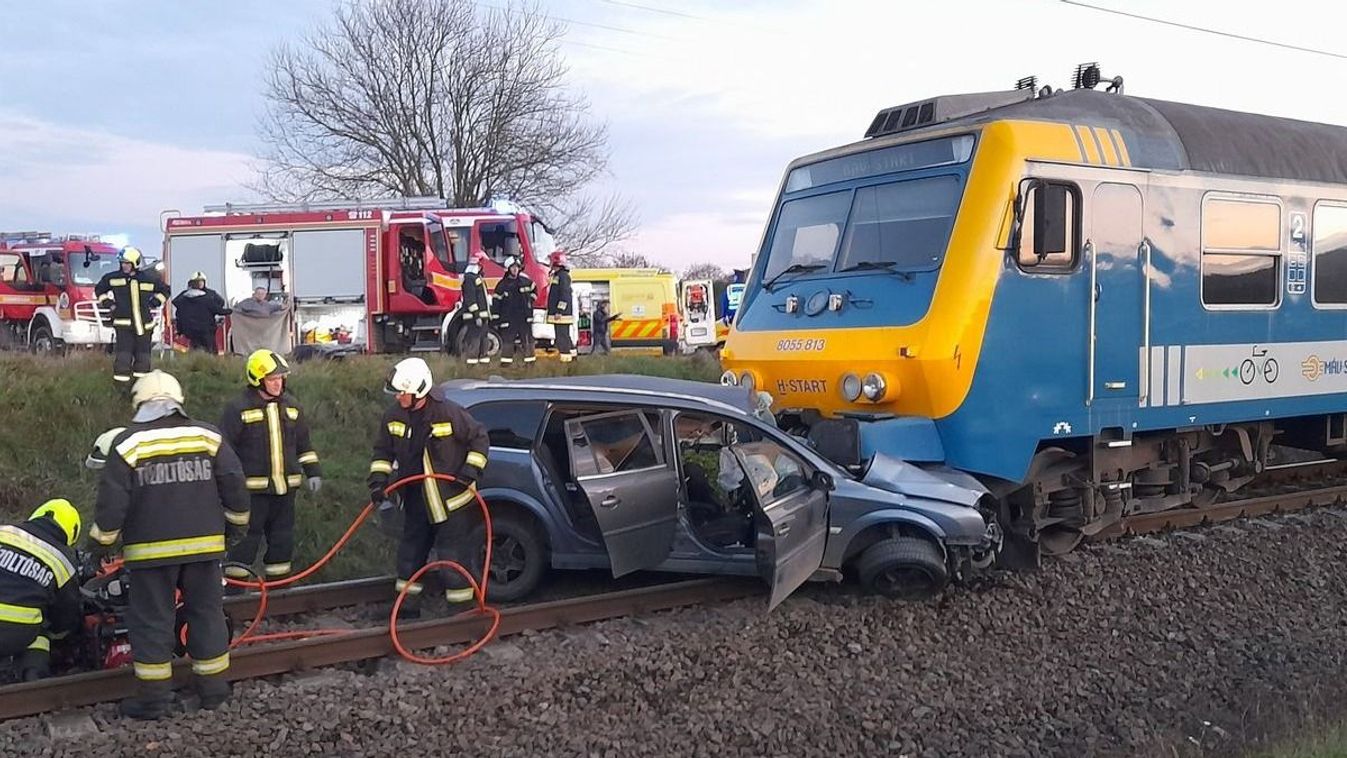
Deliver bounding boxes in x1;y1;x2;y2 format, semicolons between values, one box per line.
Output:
604;251;653;269
255;0;636;256
682;262;727;282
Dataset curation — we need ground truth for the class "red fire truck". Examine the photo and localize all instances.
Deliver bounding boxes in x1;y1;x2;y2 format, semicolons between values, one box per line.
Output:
160;197;561;355
0;232;129;352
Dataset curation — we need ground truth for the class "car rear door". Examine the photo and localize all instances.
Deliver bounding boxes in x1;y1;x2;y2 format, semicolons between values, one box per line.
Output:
733;440;829;610
565;409;678;577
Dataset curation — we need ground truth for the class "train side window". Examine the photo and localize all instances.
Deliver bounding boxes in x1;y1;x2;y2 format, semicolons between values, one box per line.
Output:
1201;196;1281;308
1016;182;1079;272
1313;203;1347;306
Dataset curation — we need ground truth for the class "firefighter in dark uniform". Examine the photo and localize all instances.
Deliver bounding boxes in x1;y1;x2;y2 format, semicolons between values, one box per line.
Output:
171;272;230;353
94;247;171;385
368;358;489;617
89;370;250;719
219;350;322;586
493;255;537;365
461;251;492;365
546;250;575;362
0;499;82;681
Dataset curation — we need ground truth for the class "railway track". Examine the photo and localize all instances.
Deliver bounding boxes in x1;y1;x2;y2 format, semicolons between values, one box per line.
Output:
8;460;1347;723
223;576;391;623
1095;458;1347;539
0;578;758;721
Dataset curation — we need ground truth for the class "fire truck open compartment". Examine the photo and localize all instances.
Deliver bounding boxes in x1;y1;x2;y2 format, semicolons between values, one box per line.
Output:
164;197;561;356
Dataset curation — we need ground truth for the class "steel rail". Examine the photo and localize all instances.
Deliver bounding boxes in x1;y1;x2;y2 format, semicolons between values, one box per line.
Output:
0;578;758;720
1095;483;1347;540
223;576;392;623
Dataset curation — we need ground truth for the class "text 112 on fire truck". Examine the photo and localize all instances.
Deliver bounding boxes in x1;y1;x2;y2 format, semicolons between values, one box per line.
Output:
161;197;567;355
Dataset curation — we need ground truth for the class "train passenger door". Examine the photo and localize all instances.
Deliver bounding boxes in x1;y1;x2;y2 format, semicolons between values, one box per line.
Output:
1089;182;1146;405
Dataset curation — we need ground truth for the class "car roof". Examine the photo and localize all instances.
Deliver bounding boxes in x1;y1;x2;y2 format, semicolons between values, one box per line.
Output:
441;373;760;416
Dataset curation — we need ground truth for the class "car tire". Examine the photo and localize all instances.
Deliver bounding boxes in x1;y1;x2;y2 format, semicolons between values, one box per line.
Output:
471;510;547;603
855;536;948;601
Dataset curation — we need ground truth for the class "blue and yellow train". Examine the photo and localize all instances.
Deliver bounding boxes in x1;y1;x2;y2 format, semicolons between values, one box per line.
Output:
722;71;1347;561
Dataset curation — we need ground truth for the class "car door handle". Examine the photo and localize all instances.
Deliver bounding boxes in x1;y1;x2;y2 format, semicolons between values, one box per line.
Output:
601;495;620;508
777;524;791;537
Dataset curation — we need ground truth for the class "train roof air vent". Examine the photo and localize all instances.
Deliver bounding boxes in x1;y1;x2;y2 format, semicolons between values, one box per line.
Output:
863;89;1035;139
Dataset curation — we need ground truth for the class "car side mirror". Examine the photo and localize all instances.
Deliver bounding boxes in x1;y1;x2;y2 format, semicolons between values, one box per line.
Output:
811;470;834;492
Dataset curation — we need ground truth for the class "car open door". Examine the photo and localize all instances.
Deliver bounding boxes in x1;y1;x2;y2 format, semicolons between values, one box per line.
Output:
732;441;829;610
565;410;679;577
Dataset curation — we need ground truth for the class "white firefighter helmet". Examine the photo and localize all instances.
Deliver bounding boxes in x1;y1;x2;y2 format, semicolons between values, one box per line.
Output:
385;357;434;398
131;370;185;407
503;255;520;270
86;427;127;470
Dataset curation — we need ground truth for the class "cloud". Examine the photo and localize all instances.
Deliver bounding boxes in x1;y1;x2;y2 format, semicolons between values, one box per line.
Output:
0;113;254;243
629;207;769;273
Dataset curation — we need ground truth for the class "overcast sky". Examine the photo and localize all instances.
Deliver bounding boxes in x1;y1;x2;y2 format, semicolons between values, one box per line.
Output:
3;0;1347;273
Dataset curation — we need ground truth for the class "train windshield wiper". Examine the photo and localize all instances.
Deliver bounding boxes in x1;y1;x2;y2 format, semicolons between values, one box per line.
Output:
764;263;825;292
841;260;914;281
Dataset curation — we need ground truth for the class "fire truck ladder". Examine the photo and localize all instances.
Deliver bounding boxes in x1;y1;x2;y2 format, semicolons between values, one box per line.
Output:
201;197;446;215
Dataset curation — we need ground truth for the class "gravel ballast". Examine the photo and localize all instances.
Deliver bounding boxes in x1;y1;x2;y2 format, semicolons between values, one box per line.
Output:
5;507;1347;757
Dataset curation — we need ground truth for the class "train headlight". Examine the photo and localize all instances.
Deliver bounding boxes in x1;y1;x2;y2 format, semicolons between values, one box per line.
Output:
840;373;862;402
739;371;757;393
720;370;739;386
861;373;887;401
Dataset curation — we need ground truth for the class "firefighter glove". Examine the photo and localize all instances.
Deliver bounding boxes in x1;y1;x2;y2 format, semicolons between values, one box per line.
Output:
307;476;322;494
369;482;388;505
455;468;477;487
226;524;247;549
83;535;114;558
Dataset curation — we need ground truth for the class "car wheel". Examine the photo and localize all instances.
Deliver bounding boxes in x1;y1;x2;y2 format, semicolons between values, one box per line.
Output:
471;510;547;602
855;536;948;601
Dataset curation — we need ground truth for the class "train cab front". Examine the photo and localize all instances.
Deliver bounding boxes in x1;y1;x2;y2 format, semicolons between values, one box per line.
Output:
721;130;996;437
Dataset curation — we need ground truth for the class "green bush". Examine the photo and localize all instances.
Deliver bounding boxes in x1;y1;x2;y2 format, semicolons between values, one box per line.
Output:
0;351;721;578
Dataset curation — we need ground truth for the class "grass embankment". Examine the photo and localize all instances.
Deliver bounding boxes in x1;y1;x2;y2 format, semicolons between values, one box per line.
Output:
0;351;721;579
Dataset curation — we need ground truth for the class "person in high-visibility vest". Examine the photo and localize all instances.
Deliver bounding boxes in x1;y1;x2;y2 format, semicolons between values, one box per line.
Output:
219;350;322;585
460;251;492;364
367;358;489;618
94;247;170;385
88;371;250;719
545;251;575;361
0;499;82;681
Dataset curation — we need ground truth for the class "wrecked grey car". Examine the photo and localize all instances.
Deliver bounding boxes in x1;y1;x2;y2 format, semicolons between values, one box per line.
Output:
444;374;1000;607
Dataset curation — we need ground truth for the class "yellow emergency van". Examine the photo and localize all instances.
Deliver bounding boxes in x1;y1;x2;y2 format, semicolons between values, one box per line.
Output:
572;268;679;355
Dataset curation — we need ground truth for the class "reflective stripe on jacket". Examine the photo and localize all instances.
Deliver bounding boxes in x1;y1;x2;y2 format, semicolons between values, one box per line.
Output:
92;414;250;568
219;389;321;495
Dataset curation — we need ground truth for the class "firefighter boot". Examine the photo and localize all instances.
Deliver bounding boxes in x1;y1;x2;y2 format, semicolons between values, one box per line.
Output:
119;681;174;721
198;675;231;710
17;648;50;682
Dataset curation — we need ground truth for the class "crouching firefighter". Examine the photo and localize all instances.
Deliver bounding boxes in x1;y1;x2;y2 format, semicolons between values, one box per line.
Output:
368;358;489;618
220;350;321;586
88;370;250;719
0;500;82;681
94;246;171;386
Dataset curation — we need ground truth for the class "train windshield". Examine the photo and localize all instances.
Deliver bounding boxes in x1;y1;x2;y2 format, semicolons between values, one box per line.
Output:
761;134;973;282
763;174;963;280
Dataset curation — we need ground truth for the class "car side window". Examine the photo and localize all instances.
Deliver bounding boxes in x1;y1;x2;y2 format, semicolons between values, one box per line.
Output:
732;440;808;503
567;411;664;478
468;400;546;449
